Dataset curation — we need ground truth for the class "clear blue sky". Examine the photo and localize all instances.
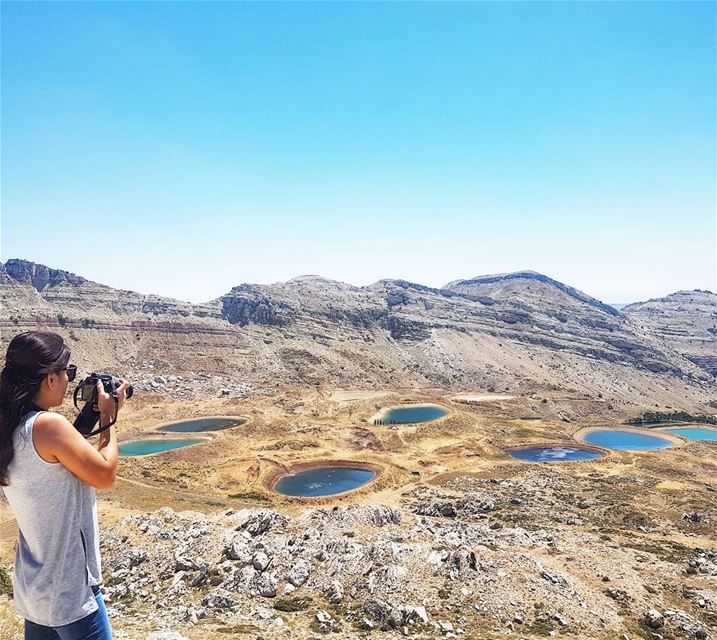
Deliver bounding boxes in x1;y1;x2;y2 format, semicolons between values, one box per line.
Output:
1;1;715;303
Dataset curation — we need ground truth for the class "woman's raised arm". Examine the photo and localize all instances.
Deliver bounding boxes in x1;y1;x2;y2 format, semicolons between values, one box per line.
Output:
34;380;130;489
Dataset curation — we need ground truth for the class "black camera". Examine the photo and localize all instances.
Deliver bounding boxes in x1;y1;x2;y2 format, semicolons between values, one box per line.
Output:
77;372;134;405
73;373;133;437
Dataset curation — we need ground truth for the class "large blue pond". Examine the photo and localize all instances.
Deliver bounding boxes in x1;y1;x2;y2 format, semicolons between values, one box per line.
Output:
664;427;717;441
375;405;448;425
159;417;246;433
509;446;604;463
582;430;672;451
119;438;206;457
274;467;377;497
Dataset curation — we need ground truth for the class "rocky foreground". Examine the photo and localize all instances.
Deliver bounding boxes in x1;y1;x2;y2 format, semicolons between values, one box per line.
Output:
97;469;716;640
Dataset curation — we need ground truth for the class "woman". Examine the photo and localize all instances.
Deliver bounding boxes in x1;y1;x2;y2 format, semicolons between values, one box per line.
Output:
0;331;130;639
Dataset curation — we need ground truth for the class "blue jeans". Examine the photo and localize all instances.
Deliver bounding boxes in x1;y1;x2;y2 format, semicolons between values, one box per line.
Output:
24;586;112;640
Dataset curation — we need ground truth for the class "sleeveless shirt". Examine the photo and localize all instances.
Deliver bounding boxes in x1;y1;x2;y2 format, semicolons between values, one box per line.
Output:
1;411;102;626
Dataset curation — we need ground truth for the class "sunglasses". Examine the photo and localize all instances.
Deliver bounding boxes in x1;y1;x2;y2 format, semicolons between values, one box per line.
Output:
60;364;78;382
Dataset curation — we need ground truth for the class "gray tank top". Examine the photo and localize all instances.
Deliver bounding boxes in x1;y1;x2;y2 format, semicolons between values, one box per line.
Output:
1;411;102;626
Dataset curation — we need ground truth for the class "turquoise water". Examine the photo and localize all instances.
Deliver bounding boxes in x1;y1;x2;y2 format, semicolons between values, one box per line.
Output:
274;467;376;497
509;446;603;462
376;405;448;425
664;427;717;441
119;438;206;457
582;430;672;451
160;417;246;433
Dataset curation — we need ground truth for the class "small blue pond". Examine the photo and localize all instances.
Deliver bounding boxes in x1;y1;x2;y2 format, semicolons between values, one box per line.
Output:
582;430;672;451
159;417;246;433
664;427;717;441
375;405;448;425
119;438;206;457
509;446;604;463
274;467;376;497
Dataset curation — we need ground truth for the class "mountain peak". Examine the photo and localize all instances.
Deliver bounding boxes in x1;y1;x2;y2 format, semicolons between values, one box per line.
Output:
443;270;546;289
444;271;619;317
286;274;348;285
2;258;89;292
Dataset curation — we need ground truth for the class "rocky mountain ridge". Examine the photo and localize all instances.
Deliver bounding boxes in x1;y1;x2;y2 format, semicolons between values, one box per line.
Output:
1;259;715;413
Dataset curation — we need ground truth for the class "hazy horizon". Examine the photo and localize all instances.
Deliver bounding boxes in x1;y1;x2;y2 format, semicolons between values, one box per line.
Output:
2;2;715;304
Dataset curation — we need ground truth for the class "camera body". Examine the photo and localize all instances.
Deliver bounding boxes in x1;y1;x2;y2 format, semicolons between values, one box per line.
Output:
73;372;134;437
78;372;134;404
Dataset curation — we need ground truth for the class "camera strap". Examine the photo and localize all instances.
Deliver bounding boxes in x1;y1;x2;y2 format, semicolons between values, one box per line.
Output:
84;394;120;438
74;394;120;438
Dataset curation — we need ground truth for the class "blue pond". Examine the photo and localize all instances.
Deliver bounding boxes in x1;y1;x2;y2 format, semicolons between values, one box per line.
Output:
274;467;376;497
376;405;448;425
119;438;206;457
159;417;246;433
509;446;603;463
664;427;717;441
582;430;672;451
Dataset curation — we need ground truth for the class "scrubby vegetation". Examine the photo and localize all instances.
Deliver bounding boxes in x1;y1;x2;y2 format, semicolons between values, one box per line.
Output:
0;565;11;597
626;411;717;426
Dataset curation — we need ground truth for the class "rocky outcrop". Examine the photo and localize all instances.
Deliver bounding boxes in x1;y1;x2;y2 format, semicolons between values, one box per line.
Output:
219;277;388;330
623;290;717;378
221;285;292;327
4;258;89;291
0;259;223;327
384;315;433;342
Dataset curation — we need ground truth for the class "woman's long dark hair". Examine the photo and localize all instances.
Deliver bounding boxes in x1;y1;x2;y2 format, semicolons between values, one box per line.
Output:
0;331;70;486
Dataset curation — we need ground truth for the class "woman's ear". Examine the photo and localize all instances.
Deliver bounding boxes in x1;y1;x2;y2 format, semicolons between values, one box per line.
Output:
44;373;56;390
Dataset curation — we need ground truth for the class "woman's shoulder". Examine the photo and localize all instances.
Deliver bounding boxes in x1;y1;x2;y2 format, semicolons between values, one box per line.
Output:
34;409;63;418
33;411;74;433
34;410;73;429
33;411;77;444
32;412;77;463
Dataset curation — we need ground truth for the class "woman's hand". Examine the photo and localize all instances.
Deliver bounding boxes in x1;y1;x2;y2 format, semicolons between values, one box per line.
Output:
95;378;131;415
